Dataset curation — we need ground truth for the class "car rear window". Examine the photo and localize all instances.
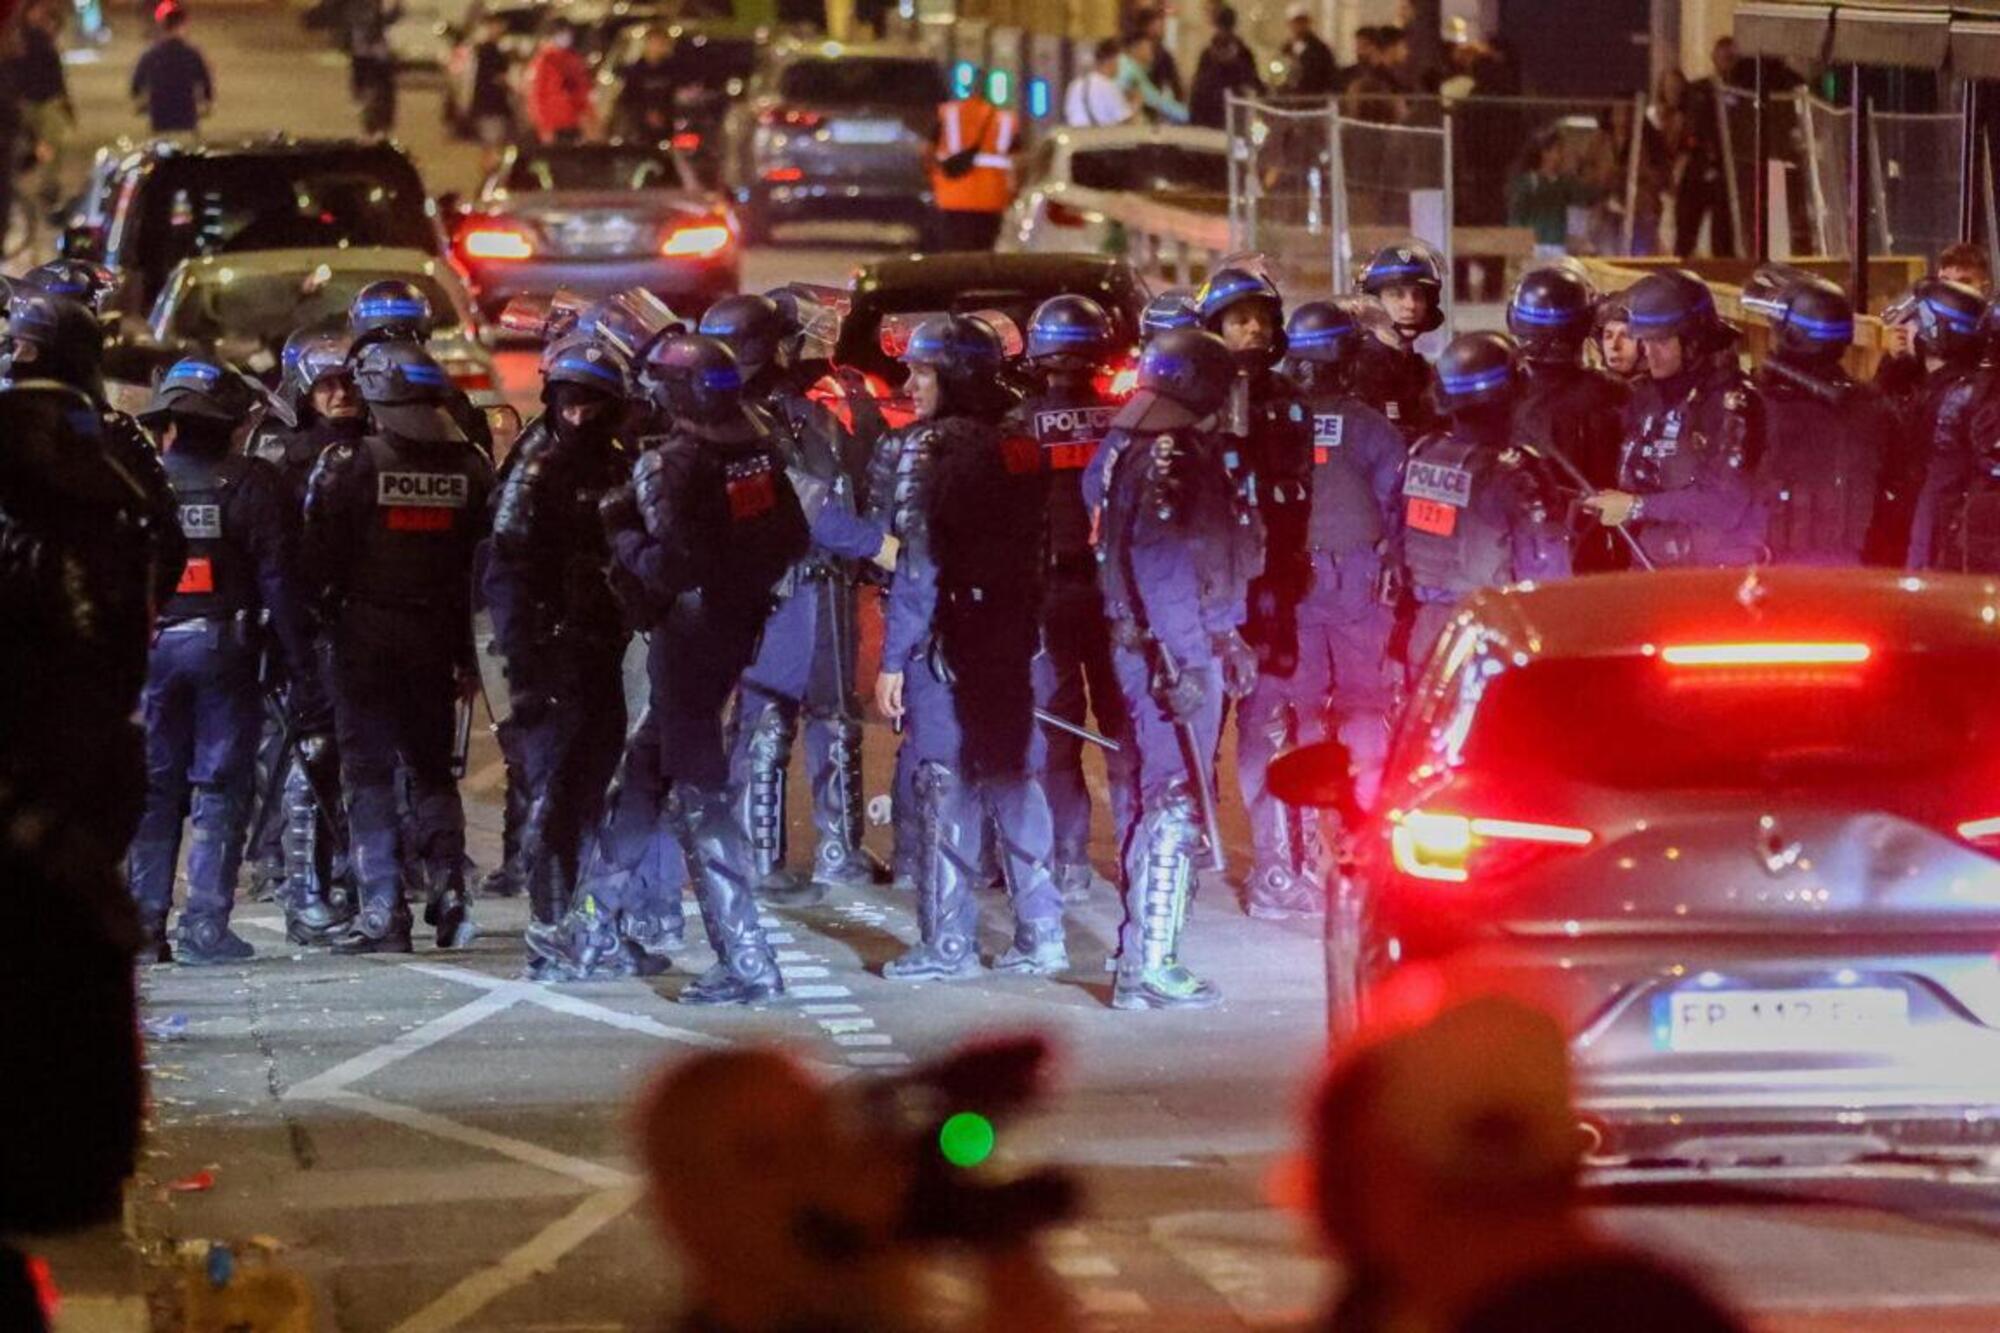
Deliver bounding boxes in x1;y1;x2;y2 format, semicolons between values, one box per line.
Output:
839;268;1146;379
162;268;463;345
125;151;436;301
777;58;946;107
504;148;683;192
1069;145;1229;195
1461;649;2000;793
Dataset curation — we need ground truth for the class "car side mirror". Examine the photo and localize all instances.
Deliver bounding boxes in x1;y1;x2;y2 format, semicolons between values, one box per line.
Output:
58;222;103;261
1267;741;1358;813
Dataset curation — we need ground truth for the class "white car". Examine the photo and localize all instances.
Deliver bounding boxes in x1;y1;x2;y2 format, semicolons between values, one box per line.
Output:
998;124;1230;256
122;247;500;410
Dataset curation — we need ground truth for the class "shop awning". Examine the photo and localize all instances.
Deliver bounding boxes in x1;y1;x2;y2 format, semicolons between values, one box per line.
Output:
1735;2;1833;65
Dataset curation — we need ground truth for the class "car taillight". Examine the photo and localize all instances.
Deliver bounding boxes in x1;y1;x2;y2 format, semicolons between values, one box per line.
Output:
457;220;536;261
759;107;823;130
1956;816;2000;849
661;219;733;259
672;131;702;151
445;365;495;391
1094;357;1139;400
763;165;804;183
1045;201;1091;228
1660;641;1872;668
1388;809;1592;884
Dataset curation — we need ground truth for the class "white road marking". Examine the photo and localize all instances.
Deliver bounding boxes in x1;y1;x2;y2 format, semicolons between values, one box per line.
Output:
285;986;524;1100
844;1052;912;1067
328;1091;633;1190
817;1018;876;1034
788;984;854;999
804;1003;864;1015
833;1034;894;1047
786;965;833;979
388;1185;643;1333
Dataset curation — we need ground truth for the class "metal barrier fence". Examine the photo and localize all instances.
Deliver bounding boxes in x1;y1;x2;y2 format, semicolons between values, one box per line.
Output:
1722;88;1997;269
1225;95;1452;302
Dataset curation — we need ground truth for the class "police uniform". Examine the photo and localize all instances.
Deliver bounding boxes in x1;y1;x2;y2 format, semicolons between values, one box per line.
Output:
1616;362;1768;568
303;345;496;951
128;361;316;963
1091;328;1259;1011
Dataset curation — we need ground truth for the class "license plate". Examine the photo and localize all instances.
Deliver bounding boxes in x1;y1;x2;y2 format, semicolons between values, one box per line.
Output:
1658;986;1909;1053
562;218;639;252
829;119;900;145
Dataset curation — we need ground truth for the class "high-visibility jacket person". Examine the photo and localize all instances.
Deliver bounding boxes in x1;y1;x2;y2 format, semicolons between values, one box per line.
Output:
930;93;1017;251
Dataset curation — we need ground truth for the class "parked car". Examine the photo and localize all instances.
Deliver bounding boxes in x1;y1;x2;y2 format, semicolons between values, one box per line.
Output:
1278;566;2000;1172
451;139;738;318
69;138;443;329
998;124;1229;255
723;40;946;243
106;246;497;412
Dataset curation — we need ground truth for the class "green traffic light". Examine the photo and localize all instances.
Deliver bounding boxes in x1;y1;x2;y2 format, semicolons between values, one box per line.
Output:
938;1112;996;1168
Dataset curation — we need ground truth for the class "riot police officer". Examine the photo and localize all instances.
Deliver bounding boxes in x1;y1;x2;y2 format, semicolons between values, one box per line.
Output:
1890;280;1994;568
1398;332;1572;671
1584;270;1767;567
1016;294;1133;901
243;327;368;945
551;335;806;1001
702;293;888;904
1354;242;1445;442
1508;265;1628;489
0;380;155;1293
346;278;495;455
129;358;317;964
1195;267;1320;917
304;342;497;953
487;336;637;974
1089;327;1257;1010
1749;274;1886;566
873;316;1066;980
1;282;185;611
1259;302;1403;890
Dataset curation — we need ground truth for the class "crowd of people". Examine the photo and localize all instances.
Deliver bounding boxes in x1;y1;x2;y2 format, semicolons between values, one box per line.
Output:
3;225;1994;1013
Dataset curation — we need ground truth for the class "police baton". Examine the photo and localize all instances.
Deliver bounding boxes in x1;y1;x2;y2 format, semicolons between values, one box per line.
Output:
1534;441;1659;573
1150;643;1227;874
1033;708;1121;753
450;698;474;780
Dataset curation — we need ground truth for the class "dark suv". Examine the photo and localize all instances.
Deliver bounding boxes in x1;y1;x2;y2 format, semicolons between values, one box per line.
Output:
71;137;444;325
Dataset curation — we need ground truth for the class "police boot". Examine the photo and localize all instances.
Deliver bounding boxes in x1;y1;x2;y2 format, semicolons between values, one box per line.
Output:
673;785;785;1006
1053;841;1110;905
330;902;414;955
135;915;174;965
481;720;529;898
741;703;822;907
422;863;478;950
173;915;255;967
281;763;354;945
810;717;887;891
993;920;1069;976
884;762;982;982
1111;783;1222;1012
1245;771;1322;919
525;893;631;981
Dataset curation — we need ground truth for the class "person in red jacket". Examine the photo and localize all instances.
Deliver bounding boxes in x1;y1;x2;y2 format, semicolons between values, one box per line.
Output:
526;18;594;143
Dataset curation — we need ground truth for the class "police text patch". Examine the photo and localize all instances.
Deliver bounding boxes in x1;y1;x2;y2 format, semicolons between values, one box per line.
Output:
378;472;470;507
1313;413;1344;464
178;503;222;540
1034;406;1114;471
1404;460;1473;507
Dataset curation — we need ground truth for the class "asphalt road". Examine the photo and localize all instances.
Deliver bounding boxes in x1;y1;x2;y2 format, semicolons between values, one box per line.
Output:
32;8;2000;1331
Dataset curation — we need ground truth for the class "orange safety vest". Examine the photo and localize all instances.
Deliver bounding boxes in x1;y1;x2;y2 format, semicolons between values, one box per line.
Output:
931;97;1017;214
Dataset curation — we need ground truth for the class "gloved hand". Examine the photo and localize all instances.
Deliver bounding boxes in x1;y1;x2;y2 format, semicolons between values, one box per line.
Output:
1213;628;1259;701
598;483;641;534
1149;660;1206;723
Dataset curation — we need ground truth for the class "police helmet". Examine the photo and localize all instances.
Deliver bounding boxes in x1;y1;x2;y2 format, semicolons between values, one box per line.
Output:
576;288;685;362
1506;264;1597;363
1025;294;1116;367
1623;268;1722;348
280;325;355;412
1767;275;1854;367
1359;242;1446;334
348;279;437;347
23;259;118;315
138;356;261;430
698;294;789;382
1434;331;1520;415
902;313;1007;413
644;333;745;424
2;287;107;393
1140;289;1199;343
1884;278;1985;362
353;341;466;442
540;333;631;400
1129;326;1235;425
1285;300;1364;364
1196;266;1287;363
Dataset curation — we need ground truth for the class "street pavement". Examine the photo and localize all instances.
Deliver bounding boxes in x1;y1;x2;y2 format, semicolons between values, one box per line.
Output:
29;8;2000;1331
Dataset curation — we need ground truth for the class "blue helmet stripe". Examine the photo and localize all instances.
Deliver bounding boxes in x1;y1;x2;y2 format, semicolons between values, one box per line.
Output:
402;363;449;386
1923;297;1979;332
1787;310;1853;340
356;298;429;319
1440;364;1511;395
553;356;624;385
1509;301;1582;326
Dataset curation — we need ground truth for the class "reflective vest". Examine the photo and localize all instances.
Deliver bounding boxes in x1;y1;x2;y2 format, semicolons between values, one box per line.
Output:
932;98;1017;214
